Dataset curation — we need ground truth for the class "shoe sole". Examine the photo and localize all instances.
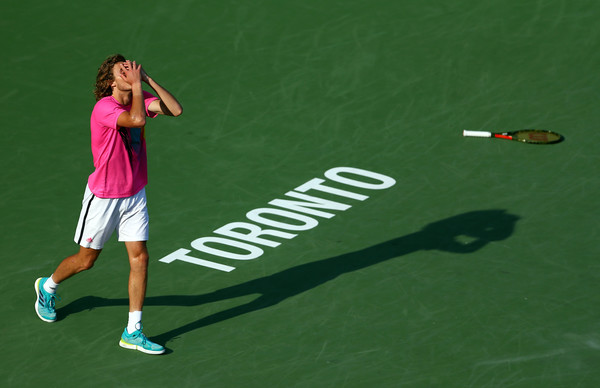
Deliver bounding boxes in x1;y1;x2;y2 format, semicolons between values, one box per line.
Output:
119;339;165;355
34;277;56;323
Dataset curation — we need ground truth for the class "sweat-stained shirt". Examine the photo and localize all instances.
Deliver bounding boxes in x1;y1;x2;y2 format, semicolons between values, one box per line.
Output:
87;91;158;198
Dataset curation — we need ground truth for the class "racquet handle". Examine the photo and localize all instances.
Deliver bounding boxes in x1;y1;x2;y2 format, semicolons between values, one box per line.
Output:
463;130;492;138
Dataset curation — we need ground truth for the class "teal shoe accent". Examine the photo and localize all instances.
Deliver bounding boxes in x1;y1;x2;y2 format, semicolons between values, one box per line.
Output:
34;277;58;322
119;326;165;355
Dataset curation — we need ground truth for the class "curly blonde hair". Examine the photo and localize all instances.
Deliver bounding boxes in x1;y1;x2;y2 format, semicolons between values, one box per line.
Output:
93;54;126;101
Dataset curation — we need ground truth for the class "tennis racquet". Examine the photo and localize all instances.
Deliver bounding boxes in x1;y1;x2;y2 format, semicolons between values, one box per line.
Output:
462;129;564;144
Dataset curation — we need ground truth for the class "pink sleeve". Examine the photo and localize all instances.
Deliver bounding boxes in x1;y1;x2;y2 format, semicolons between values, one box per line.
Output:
143;91;159;119
94;98;127;130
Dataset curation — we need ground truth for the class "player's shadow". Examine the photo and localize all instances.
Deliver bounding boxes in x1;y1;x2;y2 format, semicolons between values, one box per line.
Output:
57;209;519;346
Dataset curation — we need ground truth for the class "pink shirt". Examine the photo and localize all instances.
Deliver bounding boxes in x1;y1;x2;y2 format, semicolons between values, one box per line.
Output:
87;91;158;198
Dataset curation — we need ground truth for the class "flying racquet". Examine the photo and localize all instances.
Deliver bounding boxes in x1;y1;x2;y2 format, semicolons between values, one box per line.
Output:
462;129;564;144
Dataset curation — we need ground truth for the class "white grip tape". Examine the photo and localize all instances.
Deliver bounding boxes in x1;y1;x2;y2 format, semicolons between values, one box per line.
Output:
463;130;492;138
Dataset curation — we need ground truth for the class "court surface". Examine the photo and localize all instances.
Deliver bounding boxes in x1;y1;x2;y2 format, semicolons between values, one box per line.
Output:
1;1;599;387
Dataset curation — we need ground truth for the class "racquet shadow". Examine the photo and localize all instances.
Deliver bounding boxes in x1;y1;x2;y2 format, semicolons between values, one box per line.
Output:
57;209;519;347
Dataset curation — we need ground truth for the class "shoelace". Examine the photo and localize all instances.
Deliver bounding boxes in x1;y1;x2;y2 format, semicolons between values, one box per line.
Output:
41;291;61;309
130;329;149;345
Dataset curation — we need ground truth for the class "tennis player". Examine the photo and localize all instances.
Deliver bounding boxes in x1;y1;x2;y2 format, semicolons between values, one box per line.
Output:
34;54;182;355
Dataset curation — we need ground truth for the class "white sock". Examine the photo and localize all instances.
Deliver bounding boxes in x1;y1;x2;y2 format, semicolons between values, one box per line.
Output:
43;275;59;294
127;311;143;334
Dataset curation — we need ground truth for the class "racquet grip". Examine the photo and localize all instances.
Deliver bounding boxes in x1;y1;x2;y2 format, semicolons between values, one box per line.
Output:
463;130;492;138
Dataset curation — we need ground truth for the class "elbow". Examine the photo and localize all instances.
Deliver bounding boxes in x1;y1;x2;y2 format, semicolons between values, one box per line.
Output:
172;105;183;117
131;116;146;127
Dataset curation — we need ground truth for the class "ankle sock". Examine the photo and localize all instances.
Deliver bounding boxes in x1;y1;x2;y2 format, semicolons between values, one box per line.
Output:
43;275;59;294
127;311;143;334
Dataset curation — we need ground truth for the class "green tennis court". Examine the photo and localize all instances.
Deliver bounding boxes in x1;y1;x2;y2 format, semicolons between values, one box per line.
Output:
2;0;599;386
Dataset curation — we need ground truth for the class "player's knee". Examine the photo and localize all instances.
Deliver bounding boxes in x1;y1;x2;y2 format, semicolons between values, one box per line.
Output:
130;252;149;269
76;249;100;271
80;259;95;271
78;255;97;271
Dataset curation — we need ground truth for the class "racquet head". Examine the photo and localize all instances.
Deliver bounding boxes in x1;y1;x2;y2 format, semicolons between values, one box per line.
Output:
508;129;564;144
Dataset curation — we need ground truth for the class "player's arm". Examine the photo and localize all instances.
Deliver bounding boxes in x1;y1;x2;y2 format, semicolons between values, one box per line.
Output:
117;61;146;128
142;68;183;117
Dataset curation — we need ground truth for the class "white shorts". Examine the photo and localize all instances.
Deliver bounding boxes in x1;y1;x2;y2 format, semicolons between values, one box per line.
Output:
74;185;149;250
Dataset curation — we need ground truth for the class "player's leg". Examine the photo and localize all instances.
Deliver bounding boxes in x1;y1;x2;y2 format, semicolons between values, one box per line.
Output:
119;241;164;354
117;189;164;354
35;247;103;323
52;246;103;283
35;185;118;323
125;240;148;313
118;189;150;314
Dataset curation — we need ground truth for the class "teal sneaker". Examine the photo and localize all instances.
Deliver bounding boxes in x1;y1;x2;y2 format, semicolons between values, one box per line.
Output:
119;326;165;355
34;277;58;322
